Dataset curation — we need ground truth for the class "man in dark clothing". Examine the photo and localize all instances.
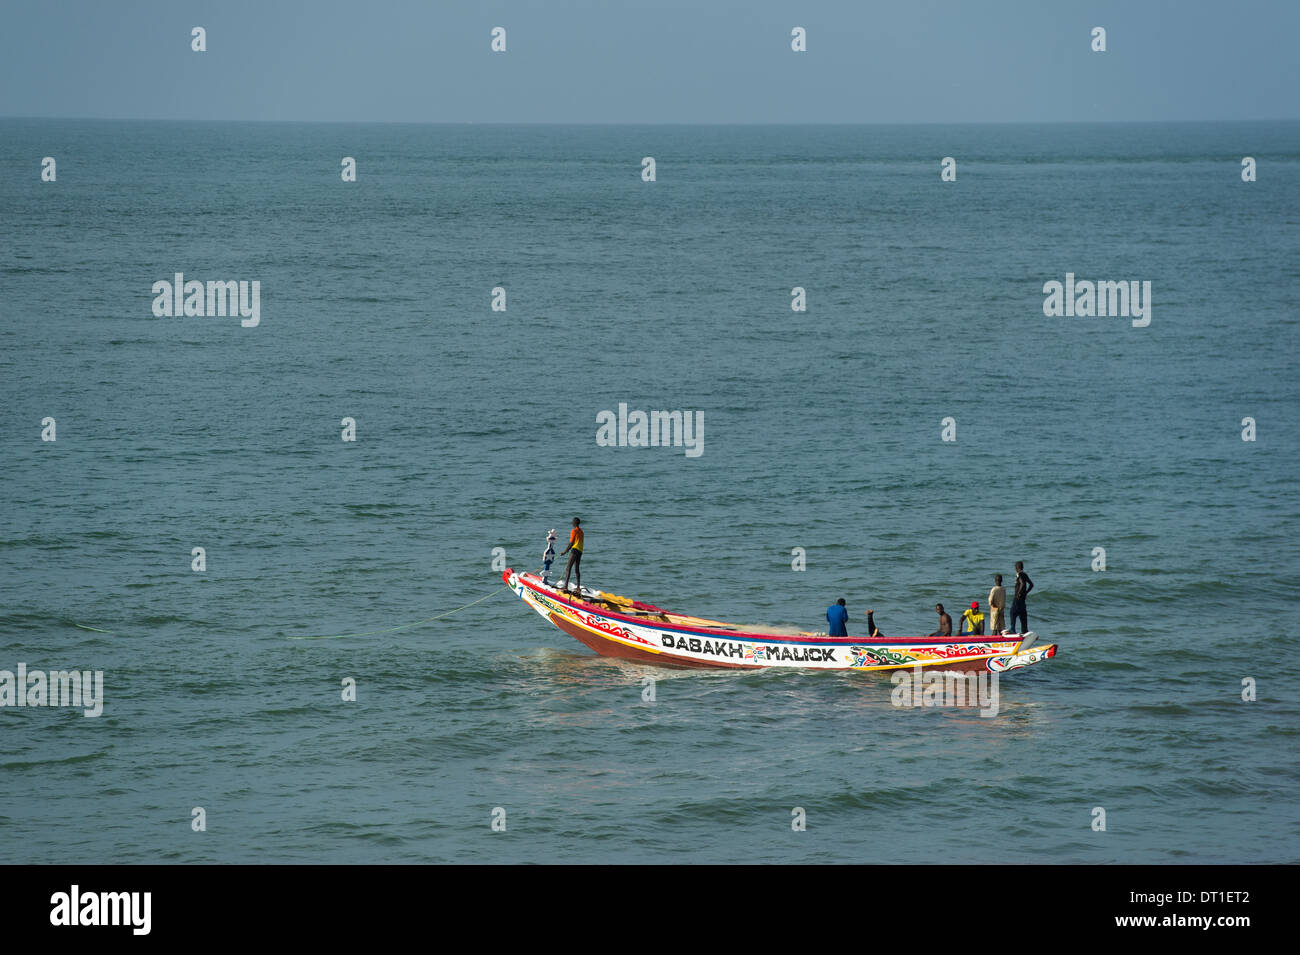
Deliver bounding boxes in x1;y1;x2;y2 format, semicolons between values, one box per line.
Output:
864;609;883;639
826;598;849;637
1009;561;1033;633
930;604;953;637
559;517;584;592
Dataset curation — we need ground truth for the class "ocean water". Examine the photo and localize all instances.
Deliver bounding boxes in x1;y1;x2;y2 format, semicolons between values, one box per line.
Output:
1;120;1297;863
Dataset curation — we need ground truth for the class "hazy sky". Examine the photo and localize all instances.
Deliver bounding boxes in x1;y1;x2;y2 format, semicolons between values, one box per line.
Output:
1;0;1295;123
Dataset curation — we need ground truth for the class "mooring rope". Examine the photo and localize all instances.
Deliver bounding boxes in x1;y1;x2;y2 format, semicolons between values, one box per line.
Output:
286;586;510;640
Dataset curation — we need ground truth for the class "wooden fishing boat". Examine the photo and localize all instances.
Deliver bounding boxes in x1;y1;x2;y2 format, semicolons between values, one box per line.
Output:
503;569;1057;674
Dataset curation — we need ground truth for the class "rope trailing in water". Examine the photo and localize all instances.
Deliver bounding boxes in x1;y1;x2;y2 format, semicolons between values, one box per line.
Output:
286;585;510;640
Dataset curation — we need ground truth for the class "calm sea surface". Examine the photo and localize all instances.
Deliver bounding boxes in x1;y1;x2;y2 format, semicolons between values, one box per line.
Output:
1;120;1298;862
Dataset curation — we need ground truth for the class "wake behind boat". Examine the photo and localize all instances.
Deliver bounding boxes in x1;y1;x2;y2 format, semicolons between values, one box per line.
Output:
504;569;1057;674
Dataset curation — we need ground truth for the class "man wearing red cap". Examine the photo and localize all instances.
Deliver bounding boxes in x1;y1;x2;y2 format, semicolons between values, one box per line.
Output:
960;601;986;636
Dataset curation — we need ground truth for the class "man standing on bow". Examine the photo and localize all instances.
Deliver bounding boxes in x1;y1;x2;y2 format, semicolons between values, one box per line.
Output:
1009;561;1033;634
988;574;1007;634
559;517;584;593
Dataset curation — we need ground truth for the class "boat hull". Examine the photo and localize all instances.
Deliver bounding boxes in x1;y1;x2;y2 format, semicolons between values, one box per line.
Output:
504;569;1057;674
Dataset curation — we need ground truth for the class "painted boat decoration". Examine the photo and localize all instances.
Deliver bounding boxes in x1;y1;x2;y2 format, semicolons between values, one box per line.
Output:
503;569;1057;674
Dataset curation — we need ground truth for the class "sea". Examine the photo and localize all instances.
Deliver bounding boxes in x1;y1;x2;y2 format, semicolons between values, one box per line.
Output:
1;120;1297;863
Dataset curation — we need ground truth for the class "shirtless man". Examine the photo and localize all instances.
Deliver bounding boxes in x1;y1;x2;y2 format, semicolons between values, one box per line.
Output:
930;604;953;637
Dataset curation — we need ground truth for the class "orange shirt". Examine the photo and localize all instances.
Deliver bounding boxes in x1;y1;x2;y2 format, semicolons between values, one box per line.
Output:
569;527;584;552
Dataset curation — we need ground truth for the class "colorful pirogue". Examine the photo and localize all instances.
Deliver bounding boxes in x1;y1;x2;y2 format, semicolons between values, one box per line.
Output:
503;569;1057;674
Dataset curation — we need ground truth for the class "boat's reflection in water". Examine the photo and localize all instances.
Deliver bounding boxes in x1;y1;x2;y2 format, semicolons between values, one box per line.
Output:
506;645;1050;739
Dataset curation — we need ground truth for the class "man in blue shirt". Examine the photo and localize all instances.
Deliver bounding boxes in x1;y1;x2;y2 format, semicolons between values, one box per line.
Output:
827;598;849;636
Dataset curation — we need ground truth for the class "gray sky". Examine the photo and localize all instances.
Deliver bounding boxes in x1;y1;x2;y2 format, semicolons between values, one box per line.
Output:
1;0;1295;123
